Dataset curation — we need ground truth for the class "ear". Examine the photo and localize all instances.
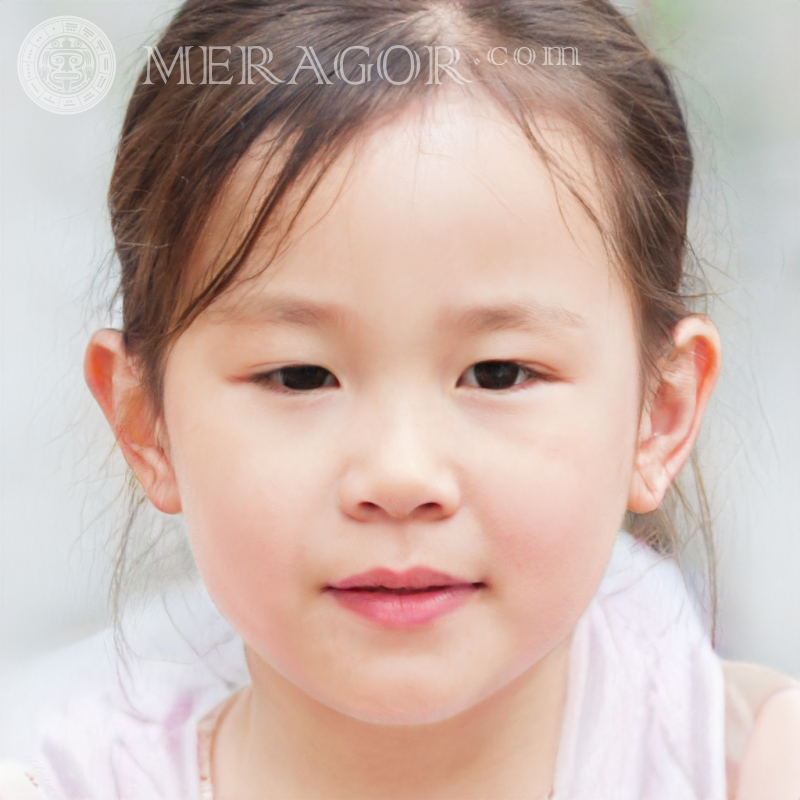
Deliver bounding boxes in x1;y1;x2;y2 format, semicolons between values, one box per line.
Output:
84;329;182;514
628;316;721;514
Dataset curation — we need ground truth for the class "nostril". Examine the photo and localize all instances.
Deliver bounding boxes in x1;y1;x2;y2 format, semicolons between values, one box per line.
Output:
416;502;448;521
357;500;439;519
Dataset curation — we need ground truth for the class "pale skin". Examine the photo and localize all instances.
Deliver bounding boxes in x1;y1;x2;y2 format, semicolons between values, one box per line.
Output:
85;92;799;799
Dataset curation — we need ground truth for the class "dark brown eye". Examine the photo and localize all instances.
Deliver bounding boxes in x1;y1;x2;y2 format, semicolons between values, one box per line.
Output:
257;365;337;391
460;361;533;390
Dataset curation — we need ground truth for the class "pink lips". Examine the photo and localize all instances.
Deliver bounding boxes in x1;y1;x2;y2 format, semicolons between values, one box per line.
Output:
325;567;483;628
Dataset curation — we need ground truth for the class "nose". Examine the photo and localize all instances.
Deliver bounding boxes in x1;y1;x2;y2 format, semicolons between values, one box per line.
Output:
336;393;460;524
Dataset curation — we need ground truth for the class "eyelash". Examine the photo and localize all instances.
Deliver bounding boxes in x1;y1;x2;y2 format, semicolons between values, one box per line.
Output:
251;365;339;394
458;361;551;390
250;361;552;394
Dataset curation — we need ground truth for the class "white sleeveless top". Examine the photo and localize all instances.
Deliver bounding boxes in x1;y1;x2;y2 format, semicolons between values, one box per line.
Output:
552;533;725;799
3;532;727;799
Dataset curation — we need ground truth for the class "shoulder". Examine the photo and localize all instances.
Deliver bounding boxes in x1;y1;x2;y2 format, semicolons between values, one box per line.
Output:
13;584;248;799
6;633;129;799
722;659;800;800
0;762;51;799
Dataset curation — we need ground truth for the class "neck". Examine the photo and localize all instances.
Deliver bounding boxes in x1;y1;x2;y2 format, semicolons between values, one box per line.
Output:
213;636;572;800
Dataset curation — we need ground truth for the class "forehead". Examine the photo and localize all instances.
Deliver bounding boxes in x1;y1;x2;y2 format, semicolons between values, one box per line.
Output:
199;89;623;326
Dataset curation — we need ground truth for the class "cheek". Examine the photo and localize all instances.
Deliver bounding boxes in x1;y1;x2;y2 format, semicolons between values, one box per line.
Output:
465;378;640;650
163;387;326;649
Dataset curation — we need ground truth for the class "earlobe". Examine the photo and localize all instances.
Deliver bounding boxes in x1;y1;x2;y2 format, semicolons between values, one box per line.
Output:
628;316;721;514
84;329;182;514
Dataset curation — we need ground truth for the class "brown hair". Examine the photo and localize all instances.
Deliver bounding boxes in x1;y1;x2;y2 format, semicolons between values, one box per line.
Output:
107;0;715;630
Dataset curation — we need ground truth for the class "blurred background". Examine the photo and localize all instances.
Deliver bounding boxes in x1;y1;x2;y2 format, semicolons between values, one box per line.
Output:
1;0;798;757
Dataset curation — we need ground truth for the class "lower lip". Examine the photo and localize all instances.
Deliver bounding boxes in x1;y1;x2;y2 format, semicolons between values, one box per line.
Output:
327;585;480;629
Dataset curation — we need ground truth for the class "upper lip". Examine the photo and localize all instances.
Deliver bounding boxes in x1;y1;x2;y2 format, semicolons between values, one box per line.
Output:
327;567;479;591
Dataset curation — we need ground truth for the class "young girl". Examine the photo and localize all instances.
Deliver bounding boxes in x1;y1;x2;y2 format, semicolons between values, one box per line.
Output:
4;1;799;798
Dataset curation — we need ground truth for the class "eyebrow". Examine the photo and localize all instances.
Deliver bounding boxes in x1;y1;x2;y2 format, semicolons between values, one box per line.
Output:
443;301;586;334
208;295;348;329
209;295;585;334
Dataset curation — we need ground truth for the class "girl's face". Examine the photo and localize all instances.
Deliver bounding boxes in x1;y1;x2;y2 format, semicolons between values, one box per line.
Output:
162;94;641;723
